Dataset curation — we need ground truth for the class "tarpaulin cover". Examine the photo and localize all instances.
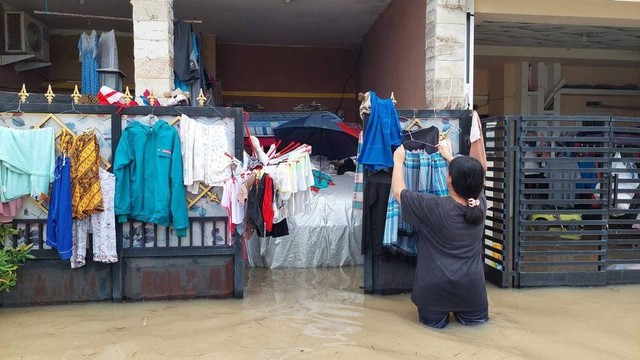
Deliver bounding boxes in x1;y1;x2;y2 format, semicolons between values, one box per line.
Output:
246;174;363;268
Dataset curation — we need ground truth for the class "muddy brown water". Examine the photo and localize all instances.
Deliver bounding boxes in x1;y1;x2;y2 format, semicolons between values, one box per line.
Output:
1;267;638;359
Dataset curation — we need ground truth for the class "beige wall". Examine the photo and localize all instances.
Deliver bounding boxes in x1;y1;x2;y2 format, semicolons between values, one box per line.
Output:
475;0;640;26
358;0;427;109
474;69;490;114
561;66;640;117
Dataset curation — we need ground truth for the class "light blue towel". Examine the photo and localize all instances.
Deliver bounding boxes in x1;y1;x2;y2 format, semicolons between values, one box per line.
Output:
0;127;55;202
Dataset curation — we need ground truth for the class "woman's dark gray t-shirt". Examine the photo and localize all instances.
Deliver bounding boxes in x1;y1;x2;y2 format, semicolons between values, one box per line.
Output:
400;189;488;312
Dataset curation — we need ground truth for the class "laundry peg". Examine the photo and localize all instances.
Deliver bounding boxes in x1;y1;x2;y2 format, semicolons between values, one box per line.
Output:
18;84;29;103
390;91;397;105
45;84;56;104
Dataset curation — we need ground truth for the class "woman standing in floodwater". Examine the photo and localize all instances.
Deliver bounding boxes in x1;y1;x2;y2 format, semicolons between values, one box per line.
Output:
391;138;489;329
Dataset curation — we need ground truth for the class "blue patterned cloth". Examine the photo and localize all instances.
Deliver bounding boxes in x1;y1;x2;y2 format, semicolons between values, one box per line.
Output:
79;31;99;95
382;151;448;255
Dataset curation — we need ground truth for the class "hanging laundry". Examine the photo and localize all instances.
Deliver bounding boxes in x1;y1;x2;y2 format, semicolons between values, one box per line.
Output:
114;118;189;237
179;114;232;193
311;170;335;192
0;127;55;202
79;30;100;95
173;20;200;84
98;29;118;70
469;111;487;169
59;131;104;219
383;151;448;255
357;91;403;171
46;156;73;260
0;197;22;223
221;176;247;227
70;168;117;269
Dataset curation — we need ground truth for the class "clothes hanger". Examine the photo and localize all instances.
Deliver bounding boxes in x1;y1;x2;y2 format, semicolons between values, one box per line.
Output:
404;109;423;131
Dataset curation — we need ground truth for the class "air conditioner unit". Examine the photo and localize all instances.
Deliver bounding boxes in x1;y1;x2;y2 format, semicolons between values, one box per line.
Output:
4;11;50;62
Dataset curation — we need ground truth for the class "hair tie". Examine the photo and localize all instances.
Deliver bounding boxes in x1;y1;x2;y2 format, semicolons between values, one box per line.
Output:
468;198;480;208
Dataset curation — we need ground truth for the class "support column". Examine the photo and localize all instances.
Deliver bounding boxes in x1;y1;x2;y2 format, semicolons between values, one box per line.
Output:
426;0;471;109
131;0;174;102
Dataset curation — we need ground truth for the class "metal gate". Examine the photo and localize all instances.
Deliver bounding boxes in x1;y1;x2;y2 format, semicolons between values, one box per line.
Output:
483;117;513;288
606;117;640;284
511;115;640;287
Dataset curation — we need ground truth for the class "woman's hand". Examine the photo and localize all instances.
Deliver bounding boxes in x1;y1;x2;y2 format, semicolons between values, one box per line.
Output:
393;145;406;164
437;142;454;162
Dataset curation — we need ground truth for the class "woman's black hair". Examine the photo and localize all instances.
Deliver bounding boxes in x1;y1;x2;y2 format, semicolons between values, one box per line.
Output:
449;156;485;226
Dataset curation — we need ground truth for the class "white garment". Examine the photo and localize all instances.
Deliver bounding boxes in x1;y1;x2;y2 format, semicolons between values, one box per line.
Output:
179;114;232;193
221;178;246;225
70;168;118;269
470;111;482;143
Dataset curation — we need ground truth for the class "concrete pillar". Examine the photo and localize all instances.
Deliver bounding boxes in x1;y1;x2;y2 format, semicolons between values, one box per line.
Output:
131;0;174;102
426;0;471;109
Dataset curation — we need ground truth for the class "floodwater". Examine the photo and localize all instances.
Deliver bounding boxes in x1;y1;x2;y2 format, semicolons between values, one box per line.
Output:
1;267;638;360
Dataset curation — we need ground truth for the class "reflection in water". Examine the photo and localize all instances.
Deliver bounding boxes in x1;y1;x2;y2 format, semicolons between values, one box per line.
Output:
1;266;639;360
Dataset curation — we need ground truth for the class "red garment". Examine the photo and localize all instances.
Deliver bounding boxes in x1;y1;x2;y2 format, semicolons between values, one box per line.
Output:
262;174;274;232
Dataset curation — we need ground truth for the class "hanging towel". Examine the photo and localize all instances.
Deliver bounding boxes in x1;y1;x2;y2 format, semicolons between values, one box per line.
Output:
356;91;402;172
0;197;23;223
0;127;55;202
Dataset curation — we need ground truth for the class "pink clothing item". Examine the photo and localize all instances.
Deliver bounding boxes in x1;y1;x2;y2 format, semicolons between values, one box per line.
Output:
0;198;23;223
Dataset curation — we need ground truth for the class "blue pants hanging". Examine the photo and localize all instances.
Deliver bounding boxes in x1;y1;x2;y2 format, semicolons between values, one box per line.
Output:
46;156;73;260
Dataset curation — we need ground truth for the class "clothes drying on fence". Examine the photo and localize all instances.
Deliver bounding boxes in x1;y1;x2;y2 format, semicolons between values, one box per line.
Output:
46;156;73;260
383;151;449;254
0;127;55;202
70;169;118;269
221;175;248;227
79;30;100;96
0;197;22;223
356;91;403;172
469;111;487;169
114;118;189;237
59;131;104;219
179;114;233;193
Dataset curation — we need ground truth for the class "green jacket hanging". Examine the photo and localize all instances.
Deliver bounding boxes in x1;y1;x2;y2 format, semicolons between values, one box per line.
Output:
114;118;189;238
